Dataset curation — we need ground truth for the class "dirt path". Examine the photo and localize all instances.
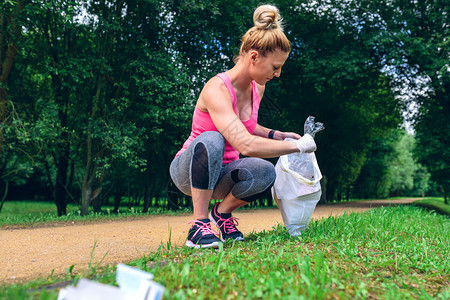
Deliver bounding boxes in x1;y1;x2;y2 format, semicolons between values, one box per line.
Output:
1;199;419;283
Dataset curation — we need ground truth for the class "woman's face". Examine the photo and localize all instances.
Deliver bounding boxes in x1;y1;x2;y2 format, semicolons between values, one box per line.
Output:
250;49;289;85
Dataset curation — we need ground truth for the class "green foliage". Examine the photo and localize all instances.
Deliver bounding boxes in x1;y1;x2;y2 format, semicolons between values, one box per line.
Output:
353;133;396;199
388;133;418;195
2;0;195;214
414;97;450;201
362;0;450;200
162;0;259;90
353;130;434;198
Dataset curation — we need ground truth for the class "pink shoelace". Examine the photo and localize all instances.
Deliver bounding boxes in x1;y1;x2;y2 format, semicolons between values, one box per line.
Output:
217;216;239;234
188;220;219;237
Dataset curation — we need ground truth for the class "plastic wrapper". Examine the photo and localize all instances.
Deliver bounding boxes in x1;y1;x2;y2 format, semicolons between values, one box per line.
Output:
303;115;325;138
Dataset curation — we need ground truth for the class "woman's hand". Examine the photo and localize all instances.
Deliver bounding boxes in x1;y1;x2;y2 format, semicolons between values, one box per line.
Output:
276;131;301;140
295;134;317;153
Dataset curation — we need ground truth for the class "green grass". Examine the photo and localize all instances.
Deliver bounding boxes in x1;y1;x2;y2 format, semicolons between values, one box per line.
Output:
1;205;448;299
327;196;421;203
413;197;450;216
0;200;191;227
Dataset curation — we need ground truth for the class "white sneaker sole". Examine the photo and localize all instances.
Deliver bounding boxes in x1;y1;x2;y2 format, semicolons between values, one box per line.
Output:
185;240;220;249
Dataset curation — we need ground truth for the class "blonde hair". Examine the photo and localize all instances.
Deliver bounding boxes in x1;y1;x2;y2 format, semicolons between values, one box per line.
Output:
238;4;291;60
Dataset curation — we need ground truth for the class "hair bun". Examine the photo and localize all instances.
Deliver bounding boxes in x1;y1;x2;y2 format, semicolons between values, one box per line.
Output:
253;4;283;30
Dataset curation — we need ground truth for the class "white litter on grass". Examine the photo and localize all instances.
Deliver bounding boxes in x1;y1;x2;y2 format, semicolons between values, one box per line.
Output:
57;264;164;300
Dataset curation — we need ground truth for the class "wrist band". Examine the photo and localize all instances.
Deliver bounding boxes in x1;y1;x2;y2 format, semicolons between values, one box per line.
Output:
268;129;277;139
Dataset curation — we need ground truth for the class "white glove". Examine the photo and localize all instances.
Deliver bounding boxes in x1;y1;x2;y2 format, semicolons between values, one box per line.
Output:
295;134;316;154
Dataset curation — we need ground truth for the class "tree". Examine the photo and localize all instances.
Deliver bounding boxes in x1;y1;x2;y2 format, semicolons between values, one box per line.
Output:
76;0;193;214
414;98;450;203
2;0;193;215
387;132;418;196
162;0;261;92
410;163;431;197
9;0;93;216
352;133;398;199
362;0;449;202
0;1;30;154
353;130;435;199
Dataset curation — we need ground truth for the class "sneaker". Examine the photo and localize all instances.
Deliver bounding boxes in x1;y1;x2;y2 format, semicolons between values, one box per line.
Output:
185;219;221;249
209;203;244;242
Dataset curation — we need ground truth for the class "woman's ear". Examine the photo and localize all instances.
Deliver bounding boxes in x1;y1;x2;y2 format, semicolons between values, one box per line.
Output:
249;50;259;64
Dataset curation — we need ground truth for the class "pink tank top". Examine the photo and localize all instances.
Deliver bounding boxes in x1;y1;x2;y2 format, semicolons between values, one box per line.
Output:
175;72;260;164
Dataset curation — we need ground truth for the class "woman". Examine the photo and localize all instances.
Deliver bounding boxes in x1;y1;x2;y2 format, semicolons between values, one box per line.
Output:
170;4;317;248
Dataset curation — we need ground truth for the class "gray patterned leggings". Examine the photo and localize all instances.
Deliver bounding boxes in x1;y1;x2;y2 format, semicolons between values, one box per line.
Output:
169;131;276;202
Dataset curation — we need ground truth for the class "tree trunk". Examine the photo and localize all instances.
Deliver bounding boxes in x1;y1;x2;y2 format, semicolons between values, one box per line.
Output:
0;88;7;154
80;155;100;215
54;154;68;216
134;194;140;207
0;179;9;213
53;81;69;216
337;183;342;202
127;196;132;209
143;184;153;213
127;176;132;209
80;184;92;215
68;161;75;204
92;189;103;213
80;66;104;215
444;185;448;205
52;72;70;215
81;168;104;215
319;176;327;204
0;1;25;154
102;193;109;207
113;185;122;214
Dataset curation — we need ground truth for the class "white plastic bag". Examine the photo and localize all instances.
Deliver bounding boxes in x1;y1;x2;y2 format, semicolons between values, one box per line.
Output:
272;151;322;236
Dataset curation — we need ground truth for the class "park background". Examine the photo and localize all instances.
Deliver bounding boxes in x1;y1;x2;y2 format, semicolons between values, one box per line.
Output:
0;0;448;217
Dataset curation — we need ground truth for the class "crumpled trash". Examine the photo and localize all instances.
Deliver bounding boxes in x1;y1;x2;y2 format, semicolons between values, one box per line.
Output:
57;264;164;300
303;115;325;138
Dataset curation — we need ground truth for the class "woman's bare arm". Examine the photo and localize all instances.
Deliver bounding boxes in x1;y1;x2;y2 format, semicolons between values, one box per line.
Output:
201;78;299;158
253;124;301;140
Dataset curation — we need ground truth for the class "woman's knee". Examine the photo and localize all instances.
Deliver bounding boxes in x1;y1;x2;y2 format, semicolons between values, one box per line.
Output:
228;157;276;187
230;158;276;202
191;132;225;189
198;131;225;151
191;132;224;160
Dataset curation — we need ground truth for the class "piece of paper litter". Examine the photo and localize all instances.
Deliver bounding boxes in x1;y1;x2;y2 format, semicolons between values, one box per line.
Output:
57;264;164;300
